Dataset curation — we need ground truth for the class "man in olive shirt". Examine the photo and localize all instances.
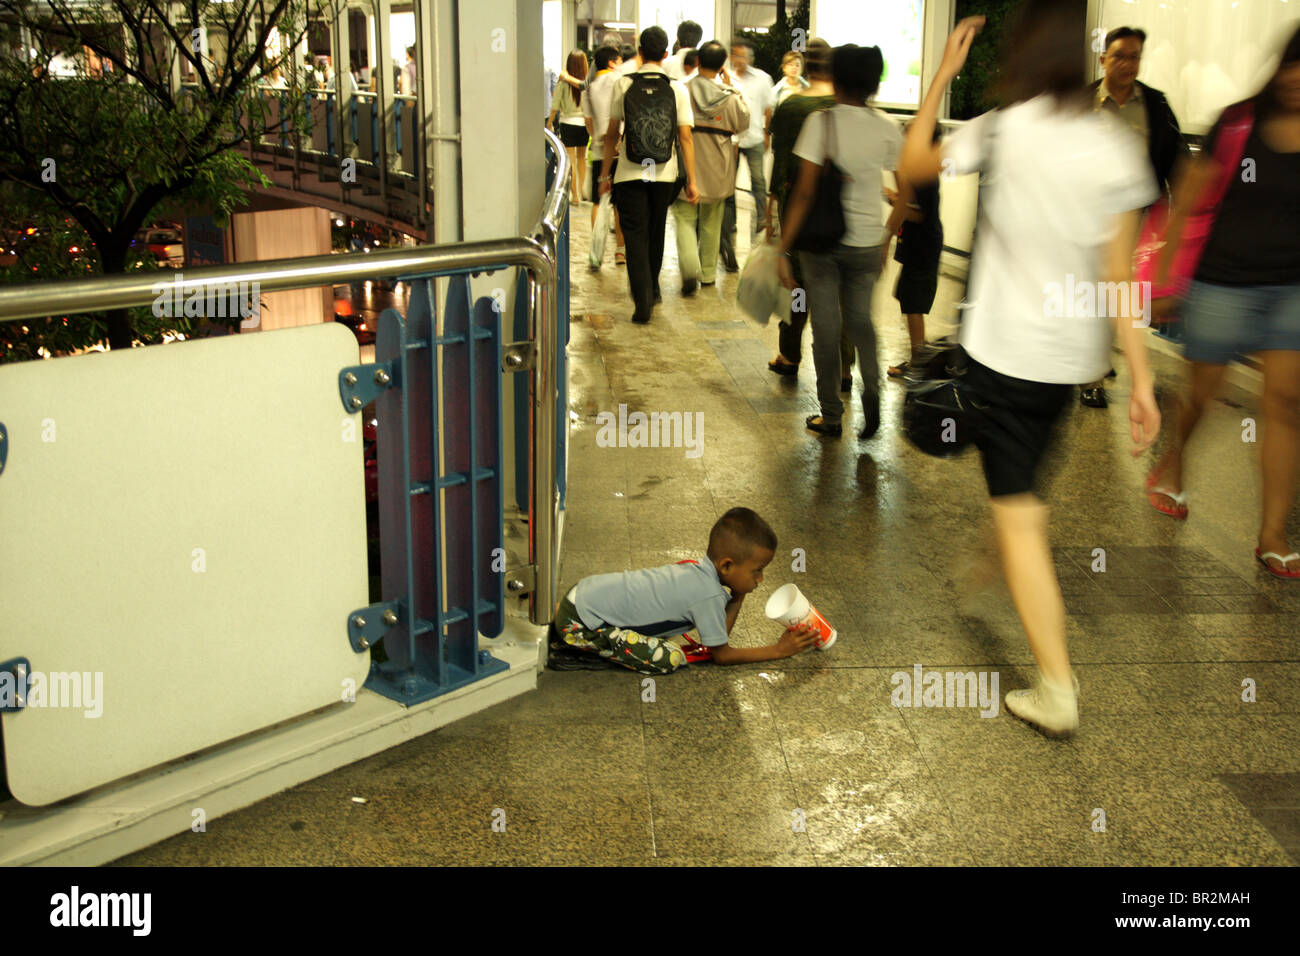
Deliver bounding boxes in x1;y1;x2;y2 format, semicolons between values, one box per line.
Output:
1080;25;1188;408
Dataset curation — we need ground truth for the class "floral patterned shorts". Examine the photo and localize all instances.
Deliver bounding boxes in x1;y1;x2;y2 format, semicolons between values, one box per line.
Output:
552;589;688;675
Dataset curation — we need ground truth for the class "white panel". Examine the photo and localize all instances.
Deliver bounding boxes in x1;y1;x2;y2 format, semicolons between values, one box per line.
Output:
0;324;370;806
1098;0;1299;132
815;0;926;108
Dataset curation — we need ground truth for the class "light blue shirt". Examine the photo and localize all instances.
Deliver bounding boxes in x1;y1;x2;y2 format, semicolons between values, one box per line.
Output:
575;558;731;646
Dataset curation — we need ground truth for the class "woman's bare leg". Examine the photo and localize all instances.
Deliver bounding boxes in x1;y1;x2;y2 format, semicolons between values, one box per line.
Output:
1150;361;1230;502
1258;349;1300;567
991;494;1070;687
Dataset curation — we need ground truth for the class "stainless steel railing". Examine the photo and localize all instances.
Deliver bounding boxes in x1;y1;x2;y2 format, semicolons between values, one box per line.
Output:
0;129;571;626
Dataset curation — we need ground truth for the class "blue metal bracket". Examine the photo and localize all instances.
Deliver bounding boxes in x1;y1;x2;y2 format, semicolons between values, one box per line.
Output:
0;658;31;712
339;360;397;412
0;421;7;476
347;602;401;653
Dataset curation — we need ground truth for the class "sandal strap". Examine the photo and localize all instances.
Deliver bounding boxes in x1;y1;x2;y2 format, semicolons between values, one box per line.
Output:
1148;486;1187;506
1258;551;1300;566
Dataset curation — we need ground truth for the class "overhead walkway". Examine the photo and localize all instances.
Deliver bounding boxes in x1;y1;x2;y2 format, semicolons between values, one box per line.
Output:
112;202;1300;867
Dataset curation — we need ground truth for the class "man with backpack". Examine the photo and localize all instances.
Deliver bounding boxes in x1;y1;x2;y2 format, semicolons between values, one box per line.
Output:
599;26;700;324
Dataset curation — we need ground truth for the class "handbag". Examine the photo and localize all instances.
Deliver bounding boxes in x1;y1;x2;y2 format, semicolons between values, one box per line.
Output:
902;113;1000;458
791;108;846;253
1133;101;1255;313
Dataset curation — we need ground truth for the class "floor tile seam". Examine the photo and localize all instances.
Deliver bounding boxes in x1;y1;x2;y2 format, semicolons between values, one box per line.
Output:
638;683;660;860
754;671;825;866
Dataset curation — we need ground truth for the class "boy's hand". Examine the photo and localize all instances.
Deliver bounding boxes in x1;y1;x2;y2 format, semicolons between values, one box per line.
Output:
778;622;822;656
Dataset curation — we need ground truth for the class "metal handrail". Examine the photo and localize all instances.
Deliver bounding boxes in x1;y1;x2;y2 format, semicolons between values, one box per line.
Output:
0;128;572;625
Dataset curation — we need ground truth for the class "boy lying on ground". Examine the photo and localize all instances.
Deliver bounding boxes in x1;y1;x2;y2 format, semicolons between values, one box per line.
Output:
549;507;821;673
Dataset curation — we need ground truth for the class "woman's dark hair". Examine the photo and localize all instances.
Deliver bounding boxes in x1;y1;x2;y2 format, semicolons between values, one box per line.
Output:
804;38;832;80
831;44;883;101
697;40;727;72
1253;22;1300;121
565;49;588;107
995;0;1091;111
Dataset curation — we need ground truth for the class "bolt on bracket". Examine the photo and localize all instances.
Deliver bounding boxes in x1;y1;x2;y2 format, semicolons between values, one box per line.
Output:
501;342;534;373
347;603;401;653
339;361;397;412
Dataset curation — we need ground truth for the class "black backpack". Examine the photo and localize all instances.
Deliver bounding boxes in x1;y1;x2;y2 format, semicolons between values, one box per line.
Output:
623;73;678;166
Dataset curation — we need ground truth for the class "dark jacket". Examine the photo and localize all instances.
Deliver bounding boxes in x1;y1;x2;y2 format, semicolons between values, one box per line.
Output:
1089;79;1188;199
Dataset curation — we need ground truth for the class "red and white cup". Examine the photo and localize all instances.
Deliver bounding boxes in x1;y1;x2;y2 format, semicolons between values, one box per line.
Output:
765;583;837;650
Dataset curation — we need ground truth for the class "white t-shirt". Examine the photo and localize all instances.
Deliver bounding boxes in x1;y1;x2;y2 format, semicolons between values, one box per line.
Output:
608;64;693;185
731;66;773;148
583;69;620;160
793;104;902;248
663;49;693;81
617;58;640;77
943;95;1158;384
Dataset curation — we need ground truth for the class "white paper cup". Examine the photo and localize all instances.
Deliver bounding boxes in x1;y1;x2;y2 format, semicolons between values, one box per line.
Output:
765;583;837;650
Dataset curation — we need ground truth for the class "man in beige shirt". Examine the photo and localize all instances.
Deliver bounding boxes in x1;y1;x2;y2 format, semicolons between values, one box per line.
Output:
672;41;750;294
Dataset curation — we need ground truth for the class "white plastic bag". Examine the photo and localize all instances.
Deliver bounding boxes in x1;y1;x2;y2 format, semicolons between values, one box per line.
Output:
736;242;789;326
589;195;613;267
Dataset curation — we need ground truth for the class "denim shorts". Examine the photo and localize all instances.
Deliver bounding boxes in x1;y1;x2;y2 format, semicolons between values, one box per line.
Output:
1182;280;1300;365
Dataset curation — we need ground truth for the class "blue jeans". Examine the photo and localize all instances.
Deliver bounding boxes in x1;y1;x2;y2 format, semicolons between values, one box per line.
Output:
799;244;884;426
1182;279;1300;365
723;144;768;244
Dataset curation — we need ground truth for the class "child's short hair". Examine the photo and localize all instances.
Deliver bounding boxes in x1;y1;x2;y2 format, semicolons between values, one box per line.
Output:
707;508;777;562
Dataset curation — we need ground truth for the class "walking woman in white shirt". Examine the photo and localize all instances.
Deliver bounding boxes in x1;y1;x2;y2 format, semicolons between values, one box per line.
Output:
777;44;906;439
899;2;1161;737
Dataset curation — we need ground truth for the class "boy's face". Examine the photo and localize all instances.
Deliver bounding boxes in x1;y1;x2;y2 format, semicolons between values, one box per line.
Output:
717;546;773;596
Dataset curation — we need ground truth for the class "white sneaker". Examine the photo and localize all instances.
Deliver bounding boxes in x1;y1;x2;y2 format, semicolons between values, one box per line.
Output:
1005;674;1078;737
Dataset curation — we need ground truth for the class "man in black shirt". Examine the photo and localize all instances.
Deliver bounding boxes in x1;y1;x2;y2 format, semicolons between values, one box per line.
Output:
1081;26;1188;408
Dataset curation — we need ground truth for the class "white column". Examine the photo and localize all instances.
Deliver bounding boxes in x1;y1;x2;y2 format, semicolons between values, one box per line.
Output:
715;0;732;48
458;0;545;239
422;0;462;243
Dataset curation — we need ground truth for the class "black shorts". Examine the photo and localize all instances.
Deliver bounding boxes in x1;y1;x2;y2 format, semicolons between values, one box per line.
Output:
965;358;1073;498
558;122;589;148
894;263;939;315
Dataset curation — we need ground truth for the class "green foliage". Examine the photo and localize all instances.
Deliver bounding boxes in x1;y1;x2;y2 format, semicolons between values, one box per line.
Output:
949;0;1020;119
0;0;319;356
736;0;810;81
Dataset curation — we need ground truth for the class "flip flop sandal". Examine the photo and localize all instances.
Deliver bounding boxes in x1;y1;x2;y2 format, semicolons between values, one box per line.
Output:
1255;549;1300;580
1147;485;1188;519
887;361;911;378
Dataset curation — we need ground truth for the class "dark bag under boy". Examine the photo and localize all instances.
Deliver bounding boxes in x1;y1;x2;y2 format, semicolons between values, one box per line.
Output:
623;72;678;166
792;108;846;254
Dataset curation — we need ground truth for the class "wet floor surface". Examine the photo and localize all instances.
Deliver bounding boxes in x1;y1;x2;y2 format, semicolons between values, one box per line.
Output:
118;202;1300;866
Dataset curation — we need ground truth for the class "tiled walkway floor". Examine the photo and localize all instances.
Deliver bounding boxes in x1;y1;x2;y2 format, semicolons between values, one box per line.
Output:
118;203;1299;866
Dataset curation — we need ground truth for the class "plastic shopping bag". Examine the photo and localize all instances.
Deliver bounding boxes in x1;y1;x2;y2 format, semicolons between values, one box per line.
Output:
589;196;613;267
736;243;789;326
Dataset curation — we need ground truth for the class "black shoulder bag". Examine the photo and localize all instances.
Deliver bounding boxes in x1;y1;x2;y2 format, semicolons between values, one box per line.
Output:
791;109;846;254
